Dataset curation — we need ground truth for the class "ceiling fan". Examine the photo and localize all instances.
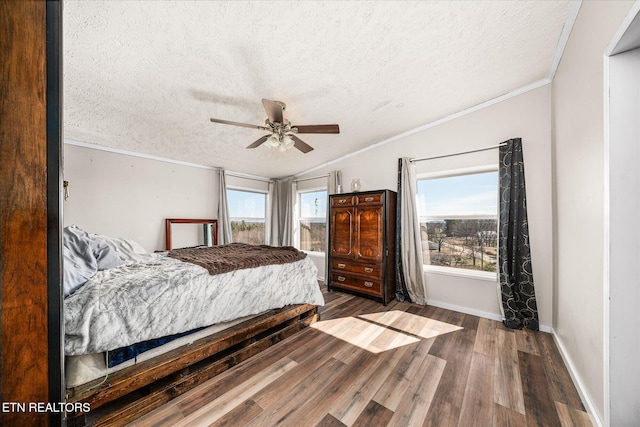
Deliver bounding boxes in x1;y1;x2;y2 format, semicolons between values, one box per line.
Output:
209;99;340;153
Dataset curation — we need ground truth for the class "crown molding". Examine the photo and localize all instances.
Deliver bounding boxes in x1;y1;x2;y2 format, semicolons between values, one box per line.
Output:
293;1;582;179
293;78;551;178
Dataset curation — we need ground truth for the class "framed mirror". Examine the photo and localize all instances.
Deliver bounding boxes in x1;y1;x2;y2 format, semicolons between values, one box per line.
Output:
165;218;218;250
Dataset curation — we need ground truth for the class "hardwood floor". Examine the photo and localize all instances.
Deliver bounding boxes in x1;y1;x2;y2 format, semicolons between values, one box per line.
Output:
130;286;593;427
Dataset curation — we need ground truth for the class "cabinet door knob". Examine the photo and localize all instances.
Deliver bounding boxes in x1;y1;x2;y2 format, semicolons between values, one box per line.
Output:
365;197;374;202
337;263;345;268
364;267;373;273
337;276;346;282
364;281;373;287
339;199;346;204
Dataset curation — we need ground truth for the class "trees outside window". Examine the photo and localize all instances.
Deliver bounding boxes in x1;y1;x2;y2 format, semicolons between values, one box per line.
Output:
417;170;498;272
298;190;327;252
227;189;267;244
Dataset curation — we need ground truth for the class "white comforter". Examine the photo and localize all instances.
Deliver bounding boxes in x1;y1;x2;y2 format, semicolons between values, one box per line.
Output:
64;254;323;355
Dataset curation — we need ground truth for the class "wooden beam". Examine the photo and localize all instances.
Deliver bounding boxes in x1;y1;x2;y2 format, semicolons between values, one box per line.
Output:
0;1;62;425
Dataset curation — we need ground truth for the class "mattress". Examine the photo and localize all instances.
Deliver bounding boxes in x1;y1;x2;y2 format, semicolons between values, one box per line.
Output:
65;314;254;389
65;253;323;355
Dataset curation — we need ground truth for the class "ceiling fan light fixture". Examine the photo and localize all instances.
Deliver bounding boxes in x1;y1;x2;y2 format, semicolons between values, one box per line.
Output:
266;134;280;148
282;134;295;149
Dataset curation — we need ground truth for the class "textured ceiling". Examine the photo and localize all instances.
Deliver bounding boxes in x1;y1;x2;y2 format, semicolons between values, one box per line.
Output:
63;0;571;178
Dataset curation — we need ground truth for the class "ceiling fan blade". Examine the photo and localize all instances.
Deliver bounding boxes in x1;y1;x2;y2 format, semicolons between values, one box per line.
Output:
292;124;340;134
246;134;271;149
289;134;314;153
210;117;269;131
262;99;285;124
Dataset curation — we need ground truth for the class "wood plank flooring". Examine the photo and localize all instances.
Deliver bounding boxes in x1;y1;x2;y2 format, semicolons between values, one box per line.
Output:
130;286;593;427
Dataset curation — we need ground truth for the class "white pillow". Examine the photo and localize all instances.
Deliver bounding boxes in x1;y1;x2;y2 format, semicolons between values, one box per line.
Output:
63;226;99;297
91;234;156;263
63;226;125;297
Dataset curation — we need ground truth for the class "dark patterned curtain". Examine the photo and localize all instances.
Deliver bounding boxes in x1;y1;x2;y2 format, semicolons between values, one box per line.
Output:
499;138;539;330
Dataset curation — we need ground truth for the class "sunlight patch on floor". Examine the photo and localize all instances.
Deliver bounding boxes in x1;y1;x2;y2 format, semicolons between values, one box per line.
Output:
359;310;464;340
311;317;419;353
311;310;463;353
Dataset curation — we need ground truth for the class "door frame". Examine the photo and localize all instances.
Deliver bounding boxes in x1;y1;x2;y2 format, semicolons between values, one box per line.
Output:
603;3;640;426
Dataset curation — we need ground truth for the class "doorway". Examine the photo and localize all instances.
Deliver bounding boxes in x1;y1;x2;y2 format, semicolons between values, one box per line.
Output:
605;5;640;425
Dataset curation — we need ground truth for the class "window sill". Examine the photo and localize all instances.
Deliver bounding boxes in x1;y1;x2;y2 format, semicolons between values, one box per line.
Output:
423;265;497;282
302;250;326;257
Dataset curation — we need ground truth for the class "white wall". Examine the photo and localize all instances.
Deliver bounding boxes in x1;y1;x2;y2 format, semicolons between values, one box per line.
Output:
298;85;554;327
551;1;635;424
63;143;219;252
63;143;329;281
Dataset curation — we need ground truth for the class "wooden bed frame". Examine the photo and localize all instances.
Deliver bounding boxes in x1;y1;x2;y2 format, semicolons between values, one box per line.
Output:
66;303;319;426
65;219;321;426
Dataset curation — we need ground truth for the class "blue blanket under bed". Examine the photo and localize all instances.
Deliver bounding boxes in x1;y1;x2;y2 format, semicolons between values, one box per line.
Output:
107;326;204;368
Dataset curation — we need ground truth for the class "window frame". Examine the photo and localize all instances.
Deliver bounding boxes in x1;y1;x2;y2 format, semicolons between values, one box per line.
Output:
416;165;499;279
227;186;268;245
295;186;328;255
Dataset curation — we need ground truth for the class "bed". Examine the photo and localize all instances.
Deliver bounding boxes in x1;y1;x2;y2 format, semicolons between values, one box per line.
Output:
63;220;324;426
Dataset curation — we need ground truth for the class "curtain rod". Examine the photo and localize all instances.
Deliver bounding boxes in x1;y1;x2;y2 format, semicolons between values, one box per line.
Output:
225;170;273;183
294;173;329;183
410;143;506;163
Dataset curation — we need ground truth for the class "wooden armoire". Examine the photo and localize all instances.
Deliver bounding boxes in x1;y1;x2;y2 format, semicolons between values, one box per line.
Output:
327;189;396;305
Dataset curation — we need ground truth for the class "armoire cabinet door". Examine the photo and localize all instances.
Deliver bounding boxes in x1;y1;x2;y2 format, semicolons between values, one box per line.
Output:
330;207;354;258
355;206;383;262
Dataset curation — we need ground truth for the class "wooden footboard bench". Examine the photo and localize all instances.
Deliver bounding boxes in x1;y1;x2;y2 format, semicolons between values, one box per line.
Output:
66;303;319;426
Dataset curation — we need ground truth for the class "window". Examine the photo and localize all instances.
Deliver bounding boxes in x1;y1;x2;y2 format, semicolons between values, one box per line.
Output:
416;170;498;273
298;189;327;252
227;189;267;244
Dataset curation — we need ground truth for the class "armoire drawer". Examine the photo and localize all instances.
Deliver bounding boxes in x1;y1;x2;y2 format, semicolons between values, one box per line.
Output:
331;196;354;207
355;193;383;205
331;260;382;279
330;273;382;297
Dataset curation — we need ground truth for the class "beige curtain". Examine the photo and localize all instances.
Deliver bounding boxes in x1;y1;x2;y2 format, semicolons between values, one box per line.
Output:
217;168;233;244
324;170;342;283
399;158;427;304
268;179;295;246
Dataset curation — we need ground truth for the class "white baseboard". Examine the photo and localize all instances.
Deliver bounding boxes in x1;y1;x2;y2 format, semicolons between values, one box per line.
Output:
550;329;603;427
427;299;552;332
427;299;503;322
539;324;552;333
